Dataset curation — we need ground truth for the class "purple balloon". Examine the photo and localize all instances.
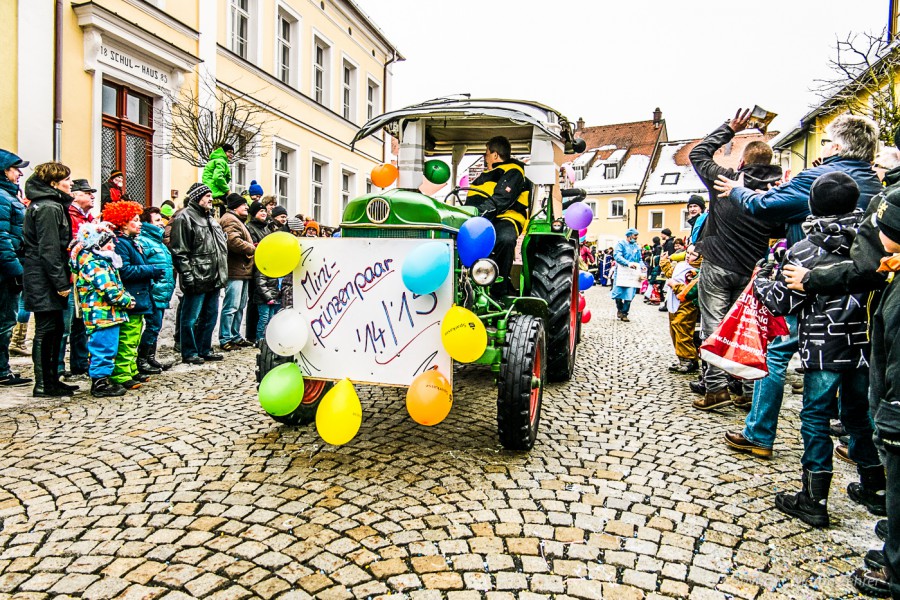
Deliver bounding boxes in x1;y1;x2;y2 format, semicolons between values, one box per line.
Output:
565;201;593;231
458;217;496;267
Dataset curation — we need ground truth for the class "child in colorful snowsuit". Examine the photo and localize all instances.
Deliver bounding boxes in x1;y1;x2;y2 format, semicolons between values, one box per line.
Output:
661;244;702;373
70;222;135;397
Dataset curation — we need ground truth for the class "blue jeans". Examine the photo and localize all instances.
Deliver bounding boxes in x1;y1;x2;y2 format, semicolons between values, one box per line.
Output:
180;291;219;358
88;325;119;379
140;307;165;347
801;369;880;472
615;298;632;315
256;303;279;341
219;279;249;345
59;294;89;374
742;315;799;448
0;283;19;377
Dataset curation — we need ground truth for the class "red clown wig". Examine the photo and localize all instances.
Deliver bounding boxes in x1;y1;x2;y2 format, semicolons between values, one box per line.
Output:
102;201;144;230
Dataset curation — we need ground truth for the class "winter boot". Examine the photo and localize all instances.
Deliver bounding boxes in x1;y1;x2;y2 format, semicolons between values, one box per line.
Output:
848;464;887;516
9;322;29;356
137;344;162;375
775;469;832;528
147;343;173;370
91;377;126;398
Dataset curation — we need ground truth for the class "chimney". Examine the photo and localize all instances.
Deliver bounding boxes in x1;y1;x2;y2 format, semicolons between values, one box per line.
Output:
576;117;585;133
653;107;662;128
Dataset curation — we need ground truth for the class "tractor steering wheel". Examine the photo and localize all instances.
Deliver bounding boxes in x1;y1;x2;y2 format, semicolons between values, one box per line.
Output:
445;186;471;206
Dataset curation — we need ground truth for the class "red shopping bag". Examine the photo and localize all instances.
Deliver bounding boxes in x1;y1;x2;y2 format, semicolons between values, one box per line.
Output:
639;279;649;295
699;277;788;380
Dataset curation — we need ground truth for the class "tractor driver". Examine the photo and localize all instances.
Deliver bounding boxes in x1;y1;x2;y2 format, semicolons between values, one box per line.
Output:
466;136;531;295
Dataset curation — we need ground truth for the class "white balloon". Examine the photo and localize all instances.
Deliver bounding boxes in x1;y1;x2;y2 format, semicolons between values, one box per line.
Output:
265;309;310;356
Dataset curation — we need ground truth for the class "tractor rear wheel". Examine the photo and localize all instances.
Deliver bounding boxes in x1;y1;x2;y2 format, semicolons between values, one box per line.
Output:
256;339;333;426
529;241;578;381
497;314;545;451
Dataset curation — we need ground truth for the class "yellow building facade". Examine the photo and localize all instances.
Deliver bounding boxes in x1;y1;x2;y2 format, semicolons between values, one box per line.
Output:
1;0;400;225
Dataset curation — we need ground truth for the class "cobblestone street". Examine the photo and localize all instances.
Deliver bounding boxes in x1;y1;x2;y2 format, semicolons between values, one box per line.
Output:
0;288;879;599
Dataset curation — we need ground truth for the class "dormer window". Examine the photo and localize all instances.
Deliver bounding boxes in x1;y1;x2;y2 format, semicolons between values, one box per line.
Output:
605;164;618;179
661;172;680;185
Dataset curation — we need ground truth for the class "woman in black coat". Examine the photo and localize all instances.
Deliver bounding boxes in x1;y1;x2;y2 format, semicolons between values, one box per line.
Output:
21;162;78;397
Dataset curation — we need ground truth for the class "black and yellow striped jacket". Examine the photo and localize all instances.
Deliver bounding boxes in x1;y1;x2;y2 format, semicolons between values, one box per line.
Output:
466;160;531;233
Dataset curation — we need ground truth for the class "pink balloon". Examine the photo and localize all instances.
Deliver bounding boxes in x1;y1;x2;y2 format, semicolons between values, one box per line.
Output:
579;228;588;237
582;308;592;324
578;294;586;311
564;164;575;184
459;175;469;188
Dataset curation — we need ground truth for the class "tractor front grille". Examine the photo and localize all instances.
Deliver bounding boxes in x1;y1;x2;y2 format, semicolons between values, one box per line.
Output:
343;228;435;239
366;198;390;223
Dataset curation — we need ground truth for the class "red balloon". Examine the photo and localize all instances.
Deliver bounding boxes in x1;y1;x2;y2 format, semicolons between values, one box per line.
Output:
578;294;586;312
582;308;592;324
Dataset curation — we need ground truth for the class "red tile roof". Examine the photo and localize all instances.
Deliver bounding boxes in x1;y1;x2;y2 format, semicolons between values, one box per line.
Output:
571;119;667;166
668;130;779;169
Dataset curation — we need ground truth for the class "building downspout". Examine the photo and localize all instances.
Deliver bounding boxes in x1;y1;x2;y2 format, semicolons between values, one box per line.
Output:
52;0;63;162
382;51;400;162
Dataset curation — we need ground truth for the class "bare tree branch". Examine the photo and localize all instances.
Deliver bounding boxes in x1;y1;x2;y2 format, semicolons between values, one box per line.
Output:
811;28;900;143
153;72;276;167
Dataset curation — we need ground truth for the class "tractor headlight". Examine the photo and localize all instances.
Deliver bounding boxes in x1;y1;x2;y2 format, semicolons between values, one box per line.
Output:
551;219;565;232
471;259;499;286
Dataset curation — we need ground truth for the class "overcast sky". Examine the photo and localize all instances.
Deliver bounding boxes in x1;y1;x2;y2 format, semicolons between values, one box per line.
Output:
354;0;890;141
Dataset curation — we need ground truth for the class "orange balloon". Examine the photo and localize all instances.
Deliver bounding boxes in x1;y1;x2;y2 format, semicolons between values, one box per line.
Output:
406;370;453;426
371;163;399;188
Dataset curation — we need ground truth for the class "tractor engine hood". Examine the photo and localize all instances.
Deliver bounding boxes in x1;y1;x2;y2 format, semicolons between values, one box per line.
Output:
342;188;477;232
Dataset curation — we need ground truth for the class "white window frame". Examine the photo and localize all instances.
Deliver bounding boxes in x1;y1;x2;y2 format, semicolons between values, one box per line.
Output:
574;165;585;180
605;164;618;179
649;210;664;231
311;32;332;107
661;172;680;185
609;197;625;219
681;208;692;231
229;0;259;63
585;200;598;220
272;138;299;214
341;56;358;122
275;4;300;87
366;178;373;194
366;76;381;121
310;154;330;223
340;167;357;214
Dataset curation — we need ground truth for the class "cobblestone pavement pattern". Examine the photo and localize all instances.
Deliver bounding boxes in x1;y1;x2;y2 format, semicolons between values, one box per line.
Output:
0;289;880;599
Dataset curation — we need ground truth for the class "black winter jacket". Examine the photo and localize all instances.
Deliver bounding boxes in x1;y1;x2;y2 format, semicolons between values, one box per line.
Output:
690;123;785;275
804;167;899;295
754;211;871;371
114;234;163;315
872;273;900;445
168;200;228;294
246;219;271;245
21;176;73;312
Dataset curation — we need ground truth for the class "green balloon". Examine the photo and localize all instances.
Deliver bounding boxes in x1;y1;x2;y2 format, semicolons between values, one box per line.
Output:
259;363;305;416
424;160;451;185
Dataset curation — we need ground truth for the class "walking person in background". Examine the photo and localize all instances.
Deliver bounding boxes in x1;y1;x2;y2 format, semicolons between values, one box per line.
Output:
22;162;79;397
136;207;175;372
69;222;133;398
169;183;228;365
611;228;642;322
202;144;234;218
0;149;30;387
105;201;164;390
59;178;96;378
218;193;255;351
100;169;127;210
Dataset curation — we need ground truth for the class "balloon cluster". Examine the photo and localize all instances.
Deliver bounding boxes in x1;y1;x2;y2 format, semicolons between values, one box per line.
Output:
577;292;591;324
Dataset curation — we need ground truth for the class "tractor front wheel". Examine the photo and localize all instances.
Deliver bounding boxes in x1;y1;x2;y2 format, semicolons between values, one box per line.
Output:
497;314;546;451
529;241;578;381
256;339;333;426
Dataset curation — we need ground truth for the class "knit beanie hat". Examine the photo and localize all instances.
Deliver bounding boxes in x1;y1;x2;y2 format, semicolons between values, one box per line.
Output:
686;194;706;211
160;204;174;218
271;205;288;218
808;171;859;216
248;201;265;219
102;200;144;230
186;182;211;205
226;193;246;210
75;221;115;250
108;170;123;180
287;217;304;232
248;180;264;196
877;187;900;244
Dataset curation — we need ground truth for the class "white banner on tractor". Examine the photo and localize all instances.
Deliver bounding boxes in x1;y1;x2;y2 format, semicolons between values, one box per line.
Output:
291;238;454;387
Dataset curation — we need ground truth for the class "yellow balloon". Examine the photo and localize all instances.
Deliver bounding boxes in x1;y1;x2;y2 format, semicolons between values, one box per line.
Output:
315;378;362;445
440;306;487;363
255;231;301;277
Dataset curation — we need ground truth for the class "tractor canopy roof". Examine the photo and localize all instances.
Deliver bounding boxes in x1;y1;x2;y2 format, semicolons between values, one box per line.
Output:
351;97;580;156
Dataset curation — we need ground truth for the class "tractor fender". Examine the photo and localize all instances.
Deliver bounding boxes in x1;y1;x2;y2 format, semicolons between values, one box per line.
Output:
507;296;548;321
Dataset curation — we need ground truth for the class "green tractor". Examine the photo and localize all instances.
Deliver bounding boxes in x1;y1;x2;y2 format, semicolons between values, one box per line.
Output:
257;98;588;451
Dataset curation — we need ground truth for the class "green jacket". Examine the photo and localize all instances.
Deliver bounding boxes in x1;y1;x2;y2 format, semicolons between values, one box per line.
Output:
71;247;134;332
202;147;232;199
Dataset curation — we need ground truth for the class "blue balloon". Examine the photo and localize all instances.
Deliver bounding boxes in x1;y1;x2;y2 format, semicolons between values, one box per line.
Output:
578;271;594;291
457;217;497;267
333;231;341;238
402;241;452;295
